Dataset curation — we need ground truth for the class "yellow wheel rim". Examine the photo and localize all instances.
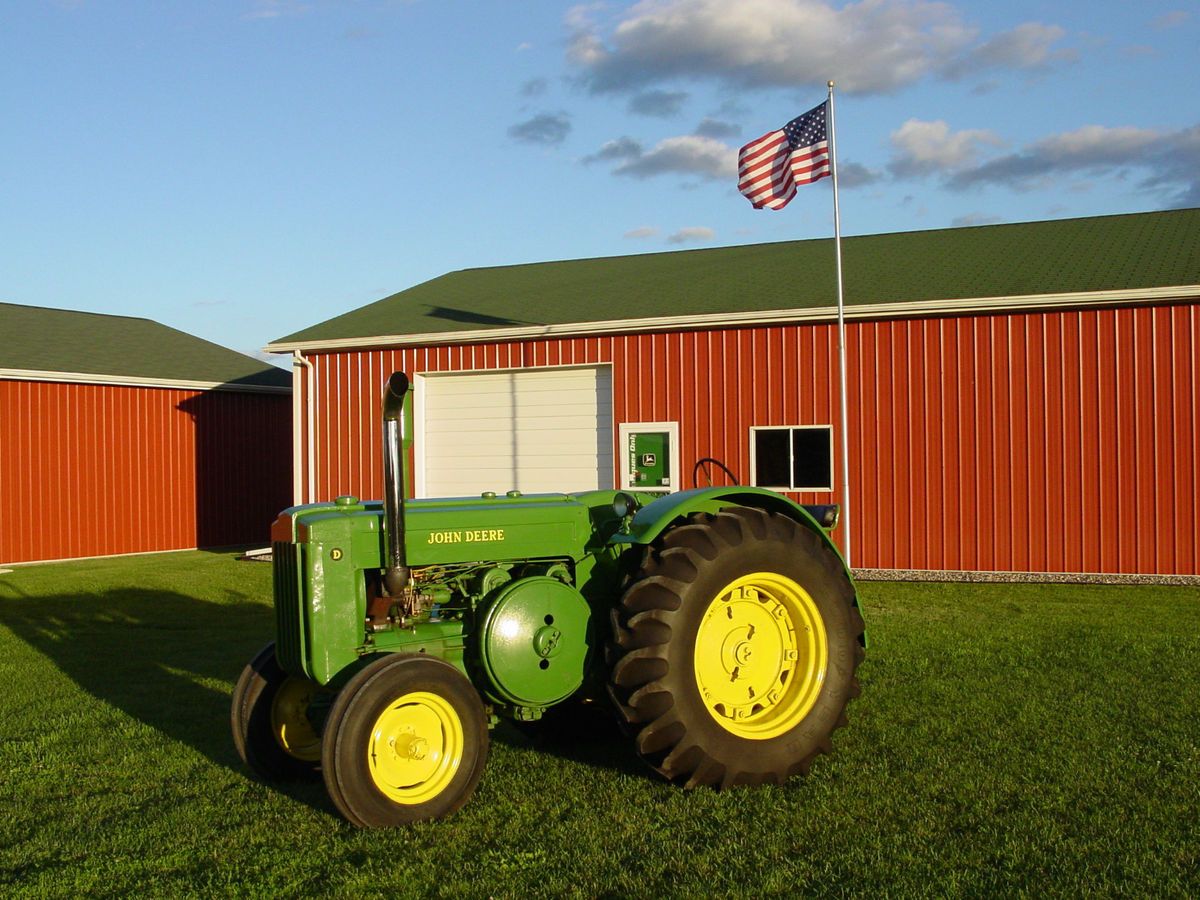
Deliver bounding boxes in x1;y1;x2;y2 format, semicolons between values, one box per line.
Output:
367;691;464;805
270;677;322;762
693;572;828;740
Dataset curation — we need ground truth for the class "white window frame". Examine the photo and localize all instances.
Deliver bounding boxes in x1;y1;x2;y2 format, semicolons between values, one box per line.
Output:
749;425;834;492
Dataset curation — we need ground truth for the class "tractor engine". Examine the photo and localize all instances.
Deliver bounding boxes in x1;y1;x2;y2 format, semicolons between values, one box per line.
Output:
269;489;621;720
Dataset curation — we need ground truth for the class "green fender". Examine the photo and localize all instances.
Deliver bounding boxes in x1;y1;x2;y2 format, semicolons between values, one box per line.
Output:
609;488;865;642
611;486;854;584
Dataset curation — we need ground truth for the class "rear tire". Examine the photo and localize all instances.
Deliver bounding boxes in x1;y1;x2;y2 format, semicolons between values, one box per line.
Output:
231;642;323;781
608;506;864;788
321;654;488;828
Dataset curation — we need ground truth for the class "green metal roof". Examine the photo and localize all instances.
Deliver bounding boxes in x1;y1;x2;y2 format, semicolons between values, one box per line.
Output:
0;303;291;390
272;209;1200;348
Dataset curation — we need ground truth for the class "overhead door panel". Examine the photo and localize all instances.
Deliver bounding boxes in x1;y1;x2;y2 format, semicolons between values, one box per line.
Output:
420;367;613;497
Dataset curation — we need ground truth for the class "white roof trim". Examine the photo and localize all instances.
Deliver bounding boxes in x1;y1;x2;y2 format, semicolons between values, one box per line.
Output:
0;368;291;394
263;285;1200;354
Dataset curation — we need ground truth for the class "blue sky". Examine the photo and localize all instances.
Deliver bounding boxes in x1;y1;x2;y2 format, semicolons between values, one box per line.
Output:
2;1;1197;364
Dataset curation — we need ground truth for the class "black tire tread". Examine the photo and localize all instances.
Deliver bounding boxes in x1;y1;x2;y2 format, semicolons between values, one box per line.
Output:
320;653;488;828
607;506;864;790
230;642;321;782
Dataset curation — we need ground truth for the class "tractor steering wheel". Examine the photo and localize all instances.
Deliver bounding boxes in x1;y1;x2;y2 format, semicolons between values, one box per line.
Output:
692;457;740;488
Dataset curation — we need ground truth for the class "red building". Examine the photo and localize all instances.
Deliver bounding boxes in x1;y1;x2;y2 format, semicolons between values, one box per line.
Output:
0;304;292;564
267;210;1200;576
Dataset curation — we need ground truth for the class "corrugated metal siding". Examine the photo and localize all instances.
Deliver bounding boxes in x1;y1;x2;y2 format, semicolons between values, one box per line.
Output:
299;302;1199;575
0;380;292;564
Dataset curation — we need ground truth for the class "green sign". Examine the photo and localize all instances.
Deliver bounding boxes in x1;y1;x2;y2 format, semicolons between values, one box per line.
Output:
628;431;670;488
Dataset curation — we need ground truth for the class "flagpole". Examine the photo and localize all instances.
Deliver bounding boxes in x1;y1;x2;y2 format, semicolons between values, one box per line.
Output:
827;81;853;568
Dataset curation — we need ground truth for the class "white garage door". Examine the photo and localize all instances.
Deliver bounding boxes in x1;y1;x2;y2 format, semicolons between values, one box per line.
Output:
418;367;613;497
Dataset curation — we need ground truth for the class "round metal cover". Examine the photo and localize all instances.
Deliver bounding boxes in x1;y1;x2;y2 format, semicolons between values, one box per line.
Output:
477;576;591;707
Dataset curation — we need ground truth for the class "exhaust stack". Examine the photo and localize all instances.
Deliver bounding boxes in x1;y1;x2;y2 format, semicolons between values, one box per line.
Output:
381;371;411;596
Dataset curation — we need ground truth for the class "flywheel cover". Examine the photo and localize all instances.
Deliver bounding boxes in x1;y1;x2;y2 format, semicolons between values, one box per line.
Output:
477;576;591;706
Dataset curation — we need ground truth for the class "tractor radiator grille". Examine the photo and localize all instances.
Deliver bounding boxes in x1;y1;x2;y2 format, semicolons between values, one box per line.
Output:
272;541;304;675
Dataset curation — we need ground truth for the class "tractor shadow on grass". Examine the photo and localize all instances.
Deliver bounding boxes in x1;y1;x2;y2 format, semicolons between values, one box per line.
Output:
0;585;339;820
0;581;655;810
491;703;651;782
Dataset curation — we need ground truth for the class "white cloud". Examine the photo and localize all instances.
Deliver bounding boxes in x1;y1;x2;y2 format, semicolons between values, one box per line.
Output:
629;89;690;118
694;117;741;140
520;77;549;98
947;123;1200;205
1150;10;1189;30
568;0;978;95
583;136;644;165
243;0;310;20
565;2;1077;97
888;119;1004;176
565;2;607;33
624;226;660;239
1141;126;1200;205
611;134;737;180
667;226;716;244
1033;125;1160;161
942;22;1075;79
883;118;1200;204
508;111;572;146
951;212;1002;227
969;79;1002;96
566;2;610;66
837;161;883;187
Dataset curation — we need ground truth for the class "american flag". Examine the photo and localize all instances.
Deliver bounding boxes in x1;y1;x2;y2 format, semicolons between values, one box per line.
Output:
737;102;831;210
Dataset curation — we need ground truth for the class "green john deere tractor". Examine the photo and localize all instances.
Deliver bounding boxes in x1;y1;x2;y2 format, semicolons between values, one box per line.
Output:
232;372;865;827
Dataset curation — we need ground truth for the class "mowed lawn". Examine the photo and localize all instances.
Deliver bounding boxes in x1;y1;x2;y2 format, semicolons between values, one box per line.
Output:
1;551;1197;898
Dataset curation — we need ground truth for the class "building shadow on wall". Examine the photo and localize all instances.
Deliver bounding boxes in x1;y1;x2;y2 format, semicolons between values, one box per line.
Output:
178;385;292;551
0;582;334;818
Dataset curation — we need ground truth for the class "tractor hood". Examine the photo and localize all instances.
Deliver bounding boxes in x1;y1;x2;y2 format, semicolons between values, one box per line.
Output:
272;491;626;568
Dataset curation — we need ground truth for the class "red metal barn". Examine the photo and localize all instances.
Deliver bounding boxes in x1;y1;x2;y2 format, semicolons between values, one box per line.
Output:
268;210;1200;576
0;304;292;565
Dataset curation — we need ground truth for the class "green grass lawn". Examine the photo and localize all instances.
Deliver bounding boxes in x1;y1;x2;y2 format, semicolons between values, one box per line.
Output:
1;552;1197;898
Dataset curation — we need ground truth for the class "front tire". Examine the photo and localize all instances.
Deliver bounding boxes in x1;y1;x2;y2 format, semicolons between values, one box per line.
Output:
608;506;864;788
231;642;323;781
321;654;488;828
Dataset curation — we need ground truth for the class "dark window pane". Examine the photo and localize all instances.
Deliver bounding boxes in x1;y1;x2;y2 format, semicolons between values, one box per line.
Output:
792;428;832;489
754;429;791;487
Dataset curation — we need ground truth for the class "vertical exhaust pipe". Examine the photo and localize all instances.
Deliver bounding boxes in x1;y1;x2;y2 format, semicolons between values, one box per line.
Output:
381;372;410;596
